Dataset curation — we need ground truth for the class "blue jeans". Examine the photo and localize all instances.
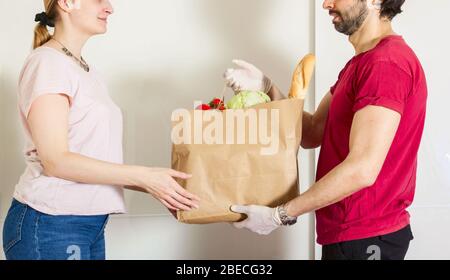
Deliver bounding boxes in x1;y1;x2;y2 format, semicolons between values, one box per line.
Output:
2;199;109;260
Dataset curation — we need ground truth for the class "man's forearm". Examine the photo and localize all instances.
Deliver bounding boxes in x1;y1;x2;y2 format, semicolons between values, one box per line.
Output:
284;157;374;217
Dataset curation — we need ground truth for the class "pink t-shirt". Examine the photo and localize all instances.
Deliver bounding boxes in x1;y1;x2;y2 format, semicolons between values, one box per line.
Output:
316;36;427;245
14;47;126;216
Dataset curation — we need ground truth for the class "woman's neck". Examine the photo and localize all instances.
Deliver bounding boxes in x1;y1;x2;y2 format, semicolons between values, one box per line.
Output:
51;26;89;59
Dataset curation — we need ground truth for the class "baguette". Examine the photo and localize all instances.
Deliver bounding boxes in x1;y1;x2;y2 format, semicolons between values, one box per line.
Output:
288;54;316;100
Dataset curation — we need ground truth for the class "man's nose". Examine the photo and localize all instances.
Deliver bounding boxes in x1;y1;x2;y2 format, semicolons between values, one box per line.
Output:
323;0;335;10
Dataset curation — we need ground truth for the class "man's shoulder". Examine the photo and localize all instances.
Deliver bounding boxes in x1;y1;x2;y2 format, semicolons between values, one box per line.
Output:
358;36;421;76
363;36;418;66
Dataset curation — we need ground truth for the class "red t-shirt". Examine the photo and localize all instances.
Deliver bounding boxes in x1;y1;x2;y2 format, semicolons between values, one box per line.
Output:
316;35;428;245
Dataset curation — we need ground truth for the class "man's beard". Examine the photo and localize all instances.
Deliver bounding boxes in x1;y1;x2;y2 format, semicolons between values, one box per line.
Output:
332;1;369;36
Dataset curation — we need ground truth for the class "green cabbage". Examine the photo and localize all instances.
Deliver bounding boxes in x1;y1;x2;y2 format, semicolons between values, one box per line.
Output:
226;91;271;109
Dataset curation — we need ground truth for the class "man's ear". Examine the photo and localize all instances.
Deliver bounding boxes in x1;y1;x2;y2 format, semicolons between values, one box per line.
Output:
369;0;382;10
374;0;382;9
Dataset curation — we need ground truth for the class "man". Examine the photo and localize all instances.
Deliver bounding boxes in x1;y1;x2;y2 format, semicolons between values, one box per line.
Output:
224;0;427;260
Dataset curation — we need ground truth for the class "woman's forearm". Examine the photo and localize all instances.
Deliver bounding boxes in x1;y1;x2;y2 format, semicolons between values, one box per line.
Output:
42;152;200;211
43;152;142;188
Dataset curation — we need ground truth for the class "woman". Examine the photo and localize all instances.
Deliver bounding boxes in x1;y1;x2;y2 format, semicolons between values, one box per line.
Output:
2;0;199;260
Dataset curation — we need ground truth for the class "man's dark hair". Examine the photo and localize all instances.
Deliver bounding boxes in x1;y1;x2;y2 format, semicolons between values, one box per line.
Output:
380;0;405;20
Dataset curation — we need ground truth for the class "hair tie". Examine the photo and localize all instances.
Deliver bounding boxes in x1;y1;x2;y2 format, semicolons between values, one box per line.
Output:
34;12;55;28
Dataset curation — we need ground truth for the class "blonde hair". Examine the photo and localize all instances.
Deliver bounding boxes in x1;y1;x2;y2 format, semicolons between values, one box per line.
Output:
33;0;58;49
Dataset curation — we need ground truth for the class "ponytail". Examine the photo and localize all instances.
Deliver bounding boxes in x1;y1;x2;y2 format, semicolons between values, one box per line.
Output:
33;0;58;49
33;23;52;49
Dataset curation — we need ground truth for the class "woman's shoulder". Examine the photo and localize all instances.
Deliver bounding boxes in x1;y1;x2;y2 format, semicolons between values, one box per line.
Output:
18;46;82;92
19;47;78;81
24;46;70;66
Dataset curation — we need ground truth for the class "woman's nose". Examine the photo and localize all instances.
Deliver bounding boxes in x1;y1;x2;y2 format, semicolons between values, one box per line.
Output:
104;0;114;15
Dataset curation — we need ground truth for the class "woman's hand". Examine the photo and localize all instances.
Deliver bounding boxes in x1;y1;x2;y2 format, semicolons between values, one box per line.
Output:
133;167;200;211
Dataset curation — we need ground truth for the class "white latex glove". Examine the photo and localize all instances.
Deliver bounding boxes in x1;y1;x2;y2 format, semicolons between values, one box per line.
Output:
231;205;282;235
223;60;273;93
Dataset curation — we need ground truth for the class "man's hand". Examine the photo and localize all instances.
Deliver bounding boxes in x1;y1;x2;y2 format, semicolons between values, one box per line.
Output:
223;60;272;93
231;205;281;235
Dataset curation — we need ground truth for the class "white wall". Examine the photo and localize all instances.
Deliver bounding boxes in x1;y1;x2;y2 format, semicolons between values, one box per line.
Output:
1;0;449;260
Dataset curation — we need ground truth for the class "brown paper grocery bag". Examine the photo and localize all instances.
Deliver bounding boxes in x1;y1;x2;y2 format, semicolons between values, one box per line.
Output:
171;98;304;224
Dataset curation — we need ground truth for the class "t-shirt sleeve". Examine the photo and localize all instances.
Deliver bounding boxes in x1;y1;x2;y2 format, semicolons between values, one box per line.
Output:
18;52;77;118
330;80;338;96
353;61;412;115
330;61;352;96
330;70;344;96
